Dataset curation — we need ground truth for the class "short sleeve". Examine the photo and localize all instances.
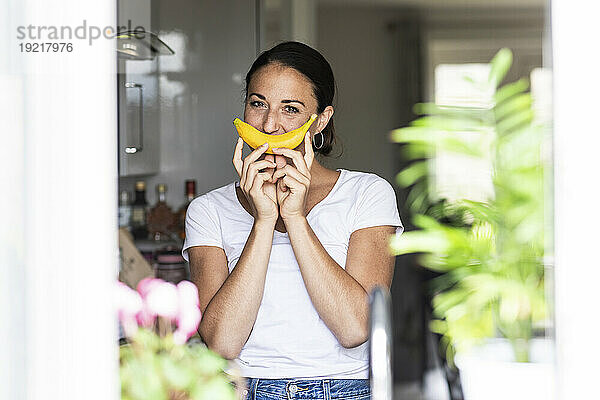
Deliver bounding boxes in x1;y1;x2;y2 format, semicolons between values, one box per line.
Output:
351;177;404;236
182;195;223;261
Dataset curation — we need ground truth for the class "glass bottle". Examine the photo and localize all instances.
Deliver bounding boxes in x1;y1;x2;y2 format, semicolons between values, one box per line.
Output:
130;181;149;240
118;190;132;230
147;184;176;242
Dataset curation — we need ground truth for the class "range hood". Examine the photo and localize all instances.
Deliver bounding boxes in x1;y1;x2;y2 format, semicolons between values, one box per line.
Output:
116;30;175;60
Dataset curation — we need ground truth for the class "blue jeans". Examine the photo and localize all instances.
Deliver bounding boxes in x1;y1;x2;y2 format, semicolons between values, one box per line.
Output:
242;378;371;400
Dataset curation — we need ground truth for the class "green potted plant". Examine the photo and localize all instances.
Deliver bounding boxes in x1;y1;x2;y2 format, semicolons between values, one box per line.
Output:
116;279;243;400
389;49;552;399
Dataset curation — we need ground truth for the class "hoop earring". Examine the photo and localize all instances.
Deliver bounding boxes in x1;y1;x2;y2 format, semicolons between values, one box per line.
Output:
313;131;324;150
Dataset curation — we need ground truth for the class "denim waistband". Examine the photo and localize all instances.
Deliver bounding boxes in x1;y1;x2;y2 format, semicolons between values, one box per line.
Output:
243;378;371;400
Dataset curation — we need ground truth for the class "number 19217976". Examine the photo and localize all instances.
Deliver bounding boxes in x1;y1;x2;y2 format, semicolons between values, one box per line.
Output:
19;42;73;52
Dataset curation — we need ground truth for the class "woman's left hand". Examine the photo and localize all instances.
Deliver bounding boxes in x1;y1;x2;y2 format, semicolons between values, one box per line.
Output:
270;132;315;221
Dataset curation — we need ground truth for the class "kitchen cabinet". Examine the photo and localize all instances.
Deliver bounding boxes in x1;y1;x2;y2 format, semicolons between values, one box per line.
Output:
117;0;160;176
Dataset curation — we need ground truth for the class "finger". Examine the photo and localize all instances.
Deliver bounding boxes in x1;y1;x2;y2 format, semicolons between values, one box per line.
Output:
245;160;277;192
242;142;269;182
264;153;276;168
276;180;289;204
264;154;277;181
271;160;310;187
249;159;277;172
250;172;275;196
274;168;307;193
274;154;287;169
304;132;314;171
232;138;244;177
271;147;310;178
279;174;304;194
277;177;288;193
271;165;310;187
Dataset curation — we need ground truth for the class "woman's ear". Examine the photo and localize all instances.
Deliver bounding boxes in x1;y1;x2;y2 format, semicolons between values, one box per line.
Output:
316;106;334;132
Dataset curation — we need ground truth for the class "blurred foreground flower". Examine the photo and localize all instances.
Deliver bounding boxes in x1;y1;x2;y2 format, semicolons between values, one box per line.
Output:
116;279;242;400
174;280;202;345
115;281;143;337
143;278;180;321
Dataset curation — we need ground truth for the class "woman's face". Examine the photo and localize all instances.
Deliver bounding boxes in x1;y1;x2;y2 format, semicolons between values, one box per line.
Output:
244;63;320;154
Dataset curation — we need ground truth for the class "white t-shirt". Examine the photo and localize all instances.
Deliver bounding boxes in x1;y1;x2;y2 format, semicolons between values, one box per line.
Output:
182;168;403;379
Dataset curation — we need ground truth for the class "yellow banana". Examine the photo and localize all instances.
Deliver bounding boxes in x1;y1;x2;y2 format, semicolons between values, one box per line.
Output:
233;114;318;154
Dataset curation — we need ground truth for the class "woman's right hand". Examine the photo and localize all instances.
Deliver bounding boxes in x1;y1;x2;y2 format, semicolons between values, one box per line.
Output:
233;139;279;222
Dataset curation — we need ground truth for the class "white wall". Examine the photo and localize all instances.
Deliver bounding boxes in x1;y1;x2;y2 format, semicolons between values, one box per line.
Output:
317;5;409;183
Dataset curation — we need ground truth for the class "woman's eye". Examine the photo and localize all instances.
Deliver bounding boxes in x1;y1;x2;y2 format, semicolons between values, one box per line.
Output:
284;105;299;114
250;100;266;108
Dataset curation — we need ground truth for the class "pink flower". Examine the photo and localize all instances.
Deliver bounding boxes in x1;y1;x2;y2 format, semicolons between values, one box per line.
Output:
115;281;142;336
135;278;180;326
173;281;202;344
127;278;202;343
173;308;201;345
135;278;160;327
144;279;179;320
176;280;200;307
137;277;162;298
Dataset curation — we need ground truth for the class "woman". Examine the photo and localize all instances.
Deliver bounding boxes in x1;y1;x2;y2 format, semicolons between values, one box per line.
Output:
182;41;403;400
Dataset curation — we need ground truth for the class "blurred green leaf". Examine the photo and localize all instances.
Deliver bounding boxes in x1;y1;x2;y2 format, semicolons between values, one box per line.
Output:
390;229;449;255
406;183;430;214
190;377;236;400
120;331;237;400
429;319;448;335
496;108;534;135
494;78;529;105
192;348;228;375
396;161;428;187
159;355;194;390
390;126;439;144
489;48;513;88
412;115;486;131
399;142;431;159
494;93;532;122
123;355;167;400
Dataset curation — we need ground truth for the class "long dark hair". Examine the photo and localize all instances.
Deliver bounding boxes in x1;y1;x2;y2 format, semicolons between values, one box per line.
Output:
244;41;339;157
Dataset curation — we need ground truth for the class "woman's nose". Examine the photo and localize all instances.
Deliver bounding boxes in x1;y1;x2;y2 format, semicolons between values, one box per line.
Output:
262;111;280;134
